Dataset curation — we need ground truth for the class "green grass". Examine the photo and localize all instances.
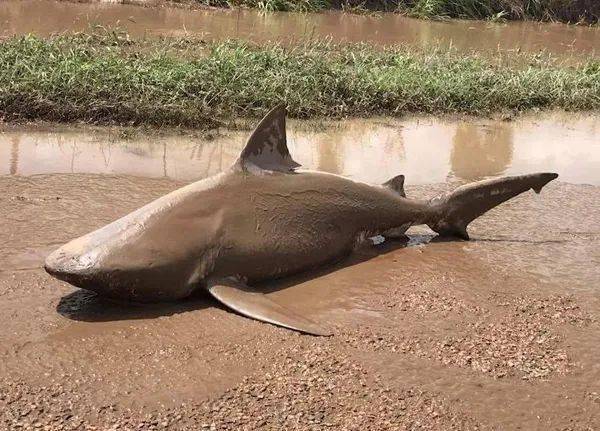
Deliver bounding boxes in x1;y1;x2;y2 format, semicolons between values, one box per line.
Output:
205;0;331;12
405;0;599;22
194;0;599;23
0;33;598;128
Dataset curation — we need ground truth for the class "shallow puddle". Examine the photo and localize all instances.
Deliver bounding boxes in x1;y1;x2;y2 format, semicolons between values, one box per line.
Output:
1;0;599;60
1;111;599;185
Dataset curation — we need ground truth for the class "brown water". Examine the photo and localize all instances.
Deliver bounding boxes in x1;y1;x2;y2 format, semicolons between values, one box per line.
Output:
1;170;599;428
2;111;599;185
1;0;599;60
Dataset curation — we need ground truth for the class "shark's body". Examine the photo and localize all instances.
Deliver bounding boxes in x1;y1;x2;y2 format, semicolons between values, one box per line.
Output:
45;107;558;335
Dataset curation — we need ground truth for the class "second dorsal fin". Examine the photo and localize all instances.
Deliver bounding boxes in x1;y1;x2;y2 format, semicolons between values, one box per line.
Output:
383;174;406;197
235;105;301;173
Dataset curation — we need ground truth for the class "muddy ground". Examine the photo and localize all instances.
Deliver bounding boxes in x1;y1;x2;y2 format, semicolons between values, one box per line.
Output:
0;173;599;430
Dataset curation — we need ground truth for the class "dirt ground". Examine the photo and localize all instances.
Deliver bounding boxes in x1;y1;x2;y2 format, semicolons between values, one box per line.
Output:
1;173;599;430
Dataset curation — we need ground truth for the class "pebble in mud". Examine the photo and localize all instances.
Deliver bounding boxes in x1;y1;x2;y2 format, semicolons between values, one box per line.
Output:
0;342;483;431
347;287;590;380
379;287;488;316
490;293;597;327
431;320;570;380
189;342;482;431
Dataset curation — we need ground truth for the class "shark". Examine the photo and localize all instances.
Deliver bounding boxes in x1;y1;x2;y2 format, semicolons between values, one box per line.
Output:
45;106;558;335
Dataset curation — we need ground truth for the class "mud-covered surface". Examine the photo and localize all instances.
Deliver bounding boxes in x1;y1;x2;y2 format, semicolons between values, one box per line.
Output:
1;172;599;430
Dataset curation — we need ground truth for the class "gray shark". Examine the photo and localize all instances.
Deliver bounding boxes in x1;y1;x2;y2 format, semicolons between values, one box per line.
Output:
45;106;558;335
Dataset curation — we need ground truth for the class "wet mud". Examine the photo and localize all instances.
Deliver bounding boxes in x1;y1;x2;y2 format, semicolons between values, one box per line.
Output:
1;115;599;428
1;0;599;61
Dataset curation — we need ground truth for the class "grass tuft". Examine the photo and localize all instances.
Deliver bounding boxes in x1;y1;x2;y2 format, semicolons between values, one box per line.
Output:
193;0;600;23
200;0;331;12
0;33;598;128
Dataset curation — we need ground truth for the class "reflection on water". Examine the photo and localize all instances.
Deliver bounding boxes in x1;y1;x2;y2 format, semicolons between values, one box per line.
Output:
9;136;19;175
1;111;599;185
450;123;513;180
0;0;599;60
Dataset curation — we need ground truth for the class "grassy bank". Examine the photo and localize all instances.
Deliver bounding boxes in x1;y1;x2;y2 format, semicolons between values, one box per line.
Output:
0;34;599;128
198;0;600;23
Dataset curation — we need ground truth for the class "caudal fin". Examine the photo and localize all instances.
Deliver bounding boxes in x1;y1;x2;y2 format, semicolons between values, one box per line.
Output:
427;173;558;240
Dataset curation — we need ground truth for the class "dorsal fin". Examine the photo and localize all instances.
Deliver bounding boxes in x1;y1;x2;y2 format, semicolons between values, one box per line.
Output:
383;174;406;197
235;105;301;173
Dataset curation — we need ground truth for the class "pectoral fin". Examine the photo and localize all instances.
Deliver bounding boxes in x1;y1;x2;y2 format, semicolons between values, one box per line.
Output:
206;277;331;336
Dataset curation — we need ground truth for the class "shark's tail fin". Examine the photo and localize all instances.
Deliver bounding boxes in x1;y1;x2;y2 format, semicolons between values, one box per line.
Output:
426;173;558;240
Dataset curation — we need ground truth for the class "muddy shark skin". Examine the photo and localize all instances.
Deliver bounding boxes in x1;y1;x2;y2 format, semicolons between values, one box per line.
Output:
45;106;558;335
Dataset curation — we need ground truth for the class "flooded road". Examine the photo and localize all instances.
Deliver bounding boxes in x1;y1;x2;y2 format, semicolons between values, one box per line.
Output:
2;111;599;185
1;167;599;428
1;1;600;425
1;109;599;427
0;0;600;431
1;0;599;60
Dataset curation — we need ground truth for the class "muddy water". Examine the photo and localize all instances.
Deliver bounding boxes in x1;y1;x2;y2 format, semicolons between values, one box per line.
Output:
1;117;599;427
1;171;599;427
2;111;599;185
1;0;599;60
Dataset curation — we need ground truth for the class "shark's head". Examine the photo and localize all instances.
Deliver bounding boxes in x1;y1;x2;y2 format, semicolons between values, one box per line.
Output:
44;217;198;303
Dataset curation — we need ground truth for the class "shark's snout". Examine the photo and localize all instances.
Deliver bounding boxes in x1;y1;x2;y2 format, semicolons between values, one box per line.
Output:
44;245;97;287
44;244;131;299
